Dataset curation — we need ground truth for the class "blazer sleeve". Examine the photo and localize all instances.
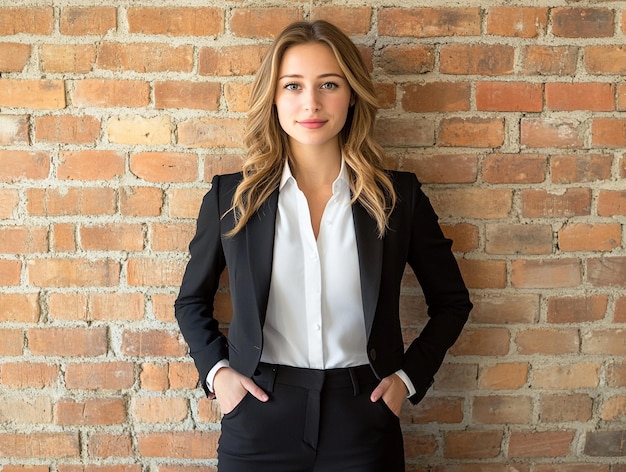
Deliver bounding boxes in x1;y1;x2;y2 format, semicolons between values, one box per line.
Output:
174;174;230;396
401;173;473;404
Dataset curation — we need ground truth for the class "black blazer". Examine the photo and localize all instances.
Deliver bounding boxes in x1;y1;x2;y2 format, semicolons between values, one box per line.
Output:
175;170;472;405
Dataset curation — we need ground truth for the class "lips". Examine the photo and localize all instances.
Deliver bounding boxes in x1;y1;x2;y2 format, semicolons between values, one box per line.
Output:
298;119;327;129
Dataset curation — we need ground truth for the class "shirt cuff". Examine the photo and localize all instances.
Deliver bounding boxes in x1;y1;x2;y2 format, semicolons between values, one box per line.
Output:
395;369;417;398
206;359;230;393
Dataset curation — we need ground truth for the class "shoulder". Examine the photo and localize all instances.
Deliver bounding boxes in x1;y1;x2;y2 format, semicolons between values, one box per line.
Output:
385;169;421;192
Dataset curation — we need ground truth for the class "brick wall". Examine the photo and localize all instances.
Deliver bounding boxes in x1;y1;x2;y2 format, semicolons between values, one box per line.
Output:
1;1;625;470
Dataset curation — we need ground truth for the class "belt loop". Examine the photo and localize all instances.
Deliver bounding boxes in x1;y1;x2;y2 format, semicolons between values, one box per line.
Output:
348;367;360;396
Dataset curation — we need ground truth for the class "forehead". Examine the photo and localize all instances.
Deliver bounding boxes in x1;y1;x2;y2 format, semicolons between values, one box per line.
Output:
278;43;343;76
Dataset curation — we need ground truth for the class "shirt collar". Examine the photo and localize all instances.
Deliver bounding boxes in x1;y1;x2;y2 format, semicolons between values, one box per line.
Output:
279;158;350;193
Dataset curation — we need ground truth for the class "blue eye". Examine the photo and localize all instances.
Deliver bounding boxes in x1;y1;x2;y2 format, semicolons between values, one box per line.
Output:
321;82;338;90
284;83;300;91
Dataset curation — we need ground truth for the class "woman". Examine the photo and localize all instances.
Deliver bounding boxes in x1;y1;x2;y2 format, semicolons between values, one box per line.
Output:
175;20;472;472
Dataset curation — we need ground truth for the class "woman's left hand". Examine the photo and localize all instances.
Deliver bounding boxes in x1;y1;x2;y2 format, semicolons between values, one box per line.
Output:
370;373;408;417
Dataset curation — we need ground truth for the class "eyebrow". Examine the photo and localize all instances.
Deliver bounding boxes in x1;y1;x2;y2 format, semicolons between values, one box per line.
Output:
278;73;346;81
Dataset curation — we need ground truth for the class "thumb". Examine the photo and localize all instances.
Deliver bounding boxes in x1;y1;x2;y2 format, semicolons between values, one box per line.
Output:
370;380;389;403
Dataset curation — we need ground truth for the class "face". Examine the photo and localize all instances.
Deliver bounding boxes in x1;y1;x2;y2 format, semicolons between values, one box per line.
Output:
274;43;353;154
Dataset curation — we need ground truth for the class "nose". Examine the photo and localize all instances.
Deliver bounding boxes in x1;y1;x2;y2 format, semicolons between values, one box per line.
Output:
303;89;321;112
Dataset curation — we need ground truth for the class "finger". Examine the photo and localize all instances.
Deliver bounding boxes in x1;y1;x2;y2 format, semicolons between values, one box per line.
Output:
370;380;389;402
241;377;269;402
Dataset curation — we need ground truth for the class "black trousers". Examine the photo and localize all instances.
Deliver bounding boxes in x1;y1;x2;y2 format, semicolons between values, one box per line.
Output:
217;363;405;472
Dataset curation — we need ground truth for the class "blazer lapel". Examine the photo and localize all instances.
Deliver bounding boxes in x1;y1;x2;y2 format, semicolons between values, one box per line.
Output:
245;188;279;327
352;202;383;339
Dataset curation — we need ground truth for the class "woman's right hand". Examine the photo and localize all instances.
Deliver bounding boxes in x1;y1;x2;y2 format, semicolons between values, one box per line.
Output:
213;367;269;415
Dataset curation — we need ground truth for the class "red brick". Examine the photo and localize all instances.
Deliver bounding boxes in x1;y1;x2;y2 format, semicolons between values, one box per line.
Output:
374;118;435;147
483;153;546;184
0;43;30;72
0;292;40;322
487;7;548;38
168;362;199;389
439;117;505;147
152;293;177;323
130;152;198;183
585;46;626;74
0;80;65;109
65;361;134;390
151;222;195;252
58;466;140;472
521;118;584;149
177;117;245;148
442;223;479;253
132;396;188;423
0;396;52;423
0;114;29;145
485;224;552;255
97;43;193;73
35;114;100;144
159;467;216;472
521;188;591;218
47;293;86;321
458;259;507;289
515;328;579;355
546;83;614;111
598;190;626;216
51;223;76;252
521;46;578;75
122;330;187;357
508;430;575;458
0;150;49;182
404;432;438;458
91;292;145;322
0;362;59;388
379;45;435;75
434;363;478;392
584;431;626;457
205;154;245;181
600;396;626;421
402;397;464;424
0;329;23;356
87;433;133;458
310;6;372;35
28;185;117;217
583;329;626;355
137;431;219;459
0;433;79;458
478;363;528;390
223;83;251;113
607;361;626;387
512;259;581;288
547;295;608;323
429;188;511;219
107;115;172;145
473;396;532;424
402;82;470;112
155;81;220;111
551;153;612;183
592;118;626;147
140;363;169;391
28;327;108;357
28;258;120;287
444;430;503;459
0;226;48;254
60;7;116;35
450;328;510;356
230;8;302;39
401;154;477;184
540;394;593;423
127;258;185;287
558;223;621;252
0;260;21;286
619;84;626;111
0;7;53;34
534;363;600;389
199;46;267;76
588;257;626;287
127;7;222;36
72;79;150;108
40;44;96;73
476;82;543;112
121;187;164;217
616;297;626;323
0;188;18;219
80;223;144;252
440;44;514;75
168;188;208;218
58;150;125;181
552;8;614;38
378;8;481;37
471;294;539;324
56;397;126;425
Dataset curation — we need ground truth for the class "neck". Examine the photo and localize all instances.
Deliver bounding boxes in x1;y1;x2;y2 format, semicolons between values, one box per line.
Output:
289;142;342;188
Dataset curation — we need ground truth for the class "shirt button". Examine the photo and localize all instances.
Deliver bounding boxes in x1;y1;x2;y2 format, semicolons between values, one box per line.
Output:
310;252;318;260
314;324;321;331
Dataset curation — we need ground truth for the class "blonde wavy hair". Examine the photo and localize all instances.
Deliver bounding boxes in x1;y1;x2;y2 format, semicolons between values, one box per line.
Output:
227;20;396;238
